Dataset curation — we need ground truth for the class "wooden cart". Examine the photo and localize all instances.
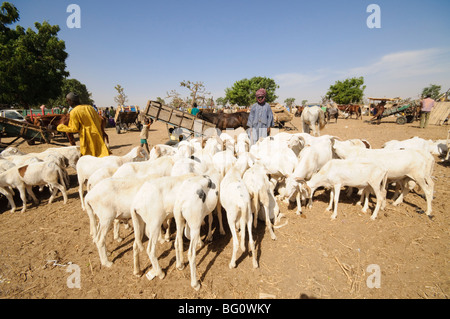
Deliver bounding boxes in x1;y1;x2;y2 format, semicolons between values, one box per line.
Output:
143;100;217;143
114;105;143;134
368;98;418;125
0;116;52;146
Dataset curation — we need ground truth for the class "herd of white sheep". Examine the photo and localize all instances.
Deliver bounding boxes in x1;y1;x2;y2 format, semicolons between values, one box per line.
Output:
0;131;448;290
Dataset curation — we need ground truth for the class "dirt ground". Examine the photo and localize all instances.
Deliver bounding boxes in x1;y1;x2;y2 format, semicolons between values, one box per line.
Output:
0;113;449;299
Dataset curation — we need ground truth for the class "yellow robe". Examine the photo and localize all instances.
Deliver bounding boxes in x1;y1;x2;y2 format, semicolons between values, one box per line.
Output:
57;105;111;158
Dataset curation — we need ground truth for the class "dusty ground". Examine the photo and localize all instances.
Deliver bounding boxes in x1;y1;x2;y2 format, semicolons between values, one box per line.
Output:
0;113;449;299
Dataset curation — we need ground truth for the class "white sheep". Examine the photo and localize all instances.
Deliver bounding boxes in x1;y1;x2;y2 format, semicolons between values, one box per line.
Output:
295;159;388;220
243;162;279;240
84;174;162;267
220;156;258;269
0;166;38;213
130;174;196;279
18;161;68;205
76;146;148;210
173;174;220;290
333;140;435;218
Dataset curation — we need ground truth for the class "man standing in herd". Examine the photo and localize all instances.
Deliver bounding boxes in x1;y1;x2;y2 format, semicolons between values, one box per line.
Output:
247;88;274;145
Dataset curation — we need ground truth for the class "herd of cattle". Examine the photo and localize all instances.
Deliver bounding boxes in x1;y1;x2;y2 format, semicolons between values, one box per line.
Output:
0;131;448;290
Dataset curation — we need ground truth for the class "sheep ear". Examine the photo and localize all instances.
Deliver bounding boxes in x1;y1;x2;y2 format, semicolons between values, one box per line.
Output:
18;165;28;178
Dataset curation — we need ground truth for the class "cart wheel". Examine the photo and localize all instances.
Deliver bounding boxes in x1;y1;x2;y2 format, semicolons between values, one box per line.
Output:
396;116;407;125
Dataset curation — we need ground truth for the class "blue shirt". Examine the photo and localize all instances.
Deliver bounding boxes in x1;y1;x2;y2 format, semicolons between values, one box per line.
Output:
247;102;274;128
191;108;199;116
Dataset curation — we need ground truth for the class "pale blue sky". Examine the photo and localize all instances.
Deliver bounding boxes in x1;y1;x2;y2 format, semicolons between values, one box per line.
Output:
9;0;450;107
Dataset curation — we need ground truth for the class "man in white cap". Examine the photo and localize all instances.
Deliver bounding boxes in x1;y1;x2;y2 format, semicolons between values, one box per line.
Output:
247;88;274;145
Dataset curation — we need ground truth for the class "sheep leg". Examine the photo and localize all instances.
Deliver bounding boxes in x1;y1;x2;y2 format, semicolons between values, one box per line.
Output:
78;177;86;211
330;184;341;220
246;212;259;269
0;187;16;213
206;213;213;242
18;185;28;213
370;184;384;220
26;185;39;205
145;221;165;281
188;222;202;290
415;177;433;217
131;212;145;277
326;188;334;212
113;219;123;242
216;201;226;235
94;217;114;267
361;188;370;213
295;191;303;215
174;210;185;270
252;194;259;228
227;210;239;269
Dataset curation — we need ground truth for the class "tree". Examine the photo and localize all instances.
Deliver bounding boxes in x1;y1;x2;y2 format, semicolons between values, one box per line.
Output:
0;2;69;107
114;84;128;106
421;84;441;100
284;98;295;108
225;76;279;107
326;77;366;104
156;97;165;105
180;80;210;107
301;99;308;106
166;89;185;108
215;97;226;107
46;78;94;107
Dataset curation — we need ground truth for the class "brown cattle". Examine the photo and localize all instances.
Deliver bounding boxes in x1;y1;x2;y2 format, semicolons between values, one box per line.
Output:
337;104;362;119
196;110;249;130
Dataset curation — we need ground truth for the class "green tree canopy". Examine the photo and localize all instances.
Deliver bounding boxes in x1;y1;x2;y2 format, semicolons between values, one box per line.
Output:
326;77;366;104
421;84;441;100
46;78;94;107
224;76;279;107
0;2;69;107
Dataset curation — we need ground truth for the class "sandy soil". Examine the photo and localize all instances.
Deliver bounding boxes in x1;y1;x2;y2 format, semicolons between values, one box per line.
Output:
0;113;448;299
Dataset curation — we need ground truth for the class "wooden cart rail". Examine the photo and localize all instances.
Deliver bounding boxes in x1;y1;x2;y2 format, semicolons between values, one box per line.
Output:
143;100;217;135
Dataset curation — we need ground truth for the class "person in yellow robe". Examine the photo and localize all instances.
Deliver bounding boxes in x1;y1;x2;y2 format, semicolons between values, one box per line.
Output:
57;92;111;157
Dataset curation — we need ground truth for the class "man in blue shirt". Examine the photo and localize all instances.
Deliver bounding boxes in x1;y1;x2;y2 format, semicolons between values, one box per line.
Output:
191;103;200;116
247;88;274;145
